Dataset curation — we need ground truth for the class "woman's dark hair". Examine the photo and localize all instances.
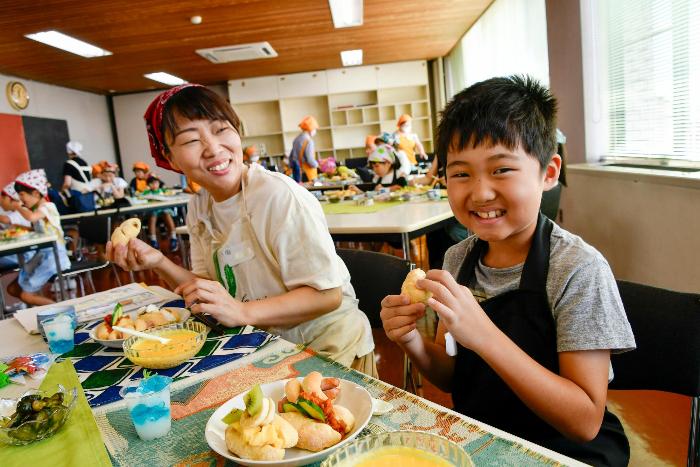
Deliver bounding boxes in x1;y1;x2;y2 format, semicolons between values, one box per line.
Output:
436;75;557;172
161;87;242;153
14;182;38;195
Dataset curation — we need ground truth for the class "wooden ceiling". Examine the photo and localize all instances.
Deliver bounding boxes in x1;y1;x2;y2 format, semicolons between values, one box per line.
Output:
0;0;491;94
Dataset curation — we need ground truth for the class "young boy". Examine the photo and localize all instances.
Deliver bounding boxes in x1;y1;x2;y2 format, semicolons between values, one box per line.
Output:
380;76;635;466
129;161;150;194
142;175;178;252
7;169;71;306
0;183;33;269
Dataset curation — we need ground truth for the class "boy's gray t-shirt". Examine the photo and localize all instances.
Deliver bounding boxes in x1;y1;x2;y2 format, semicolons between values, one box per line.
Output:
442;223;636;354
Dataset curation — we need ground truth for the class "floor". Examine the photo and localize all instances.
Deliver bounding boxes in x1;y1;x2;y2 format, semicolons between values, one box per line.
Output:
2;236;691;466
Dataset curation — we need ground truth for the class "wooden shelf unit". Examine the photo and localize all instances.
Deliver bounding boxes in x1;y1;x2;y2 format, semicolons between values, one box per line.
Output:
228;60;433;165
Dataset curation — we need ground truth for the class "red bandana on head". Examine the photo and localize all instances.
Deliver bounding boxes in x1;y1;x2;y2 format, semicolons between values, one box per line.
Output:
143;83;204;173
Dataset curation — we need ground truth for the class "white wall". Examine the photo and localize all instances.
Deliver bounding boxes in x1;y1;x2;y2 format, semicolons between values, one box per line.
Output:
560;168;700;293
0;73;115;166
112;84;228;187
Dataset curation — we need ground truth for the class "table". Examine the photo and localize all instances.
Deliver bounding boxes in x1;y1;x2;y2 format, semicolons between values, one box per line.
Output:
0;233;67;314
0;302;583;466
175;200;455;262
60;196;191;222
325;199;455;259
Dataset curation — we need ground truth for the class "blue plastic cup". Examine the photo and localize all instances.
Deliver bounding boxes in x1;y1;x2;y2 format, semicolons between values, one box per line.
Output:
42;313;76;354
36;305;77;341
119;376;173;441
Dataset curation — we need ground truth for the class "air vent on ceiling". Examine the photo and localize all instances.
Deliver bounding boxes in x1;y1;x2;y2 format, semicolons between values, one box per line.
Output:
196;41;278;63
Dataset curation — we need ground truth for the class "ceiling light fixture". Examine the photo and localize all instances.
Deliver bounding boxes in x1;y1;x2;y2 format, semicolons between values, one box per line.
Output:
328;0;363;28
144;72;186;86
25;30;112;58
340;49;363;67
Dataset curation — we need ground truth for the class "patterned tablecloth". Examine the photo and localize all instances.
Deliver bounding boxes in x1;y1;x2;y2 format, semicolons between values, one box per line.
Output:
94;342;574;467
58;321;277;408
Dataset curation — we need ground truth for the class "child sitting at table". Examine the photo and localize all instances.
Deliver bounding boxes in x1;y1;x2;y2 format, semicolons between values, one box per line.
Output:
92;161;129;203
129;161;151;194
367;144;408;191
0;183;33;269
142;174;178;252
380;76;635;466
7;169;71;306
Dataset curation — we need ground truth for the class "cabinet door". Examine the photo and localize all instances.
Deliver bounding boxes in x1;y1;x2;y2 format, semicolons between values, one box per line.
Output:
278;71;328;98
327;66;377;94
376;61;428;88
228;76;279;103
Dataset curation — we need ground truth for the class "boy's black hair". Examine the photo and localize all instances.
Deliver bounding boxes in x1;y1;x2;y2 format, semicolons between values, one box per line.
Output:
146;175;162;186
436;75;557;172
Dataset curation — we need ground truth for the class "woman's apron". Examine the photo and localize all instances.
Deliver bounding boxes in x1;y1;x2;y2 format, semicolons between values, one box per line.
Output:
297;138;318;182
451;214;630;467
194;169;369;366
66;159;93;193
396;133;417;165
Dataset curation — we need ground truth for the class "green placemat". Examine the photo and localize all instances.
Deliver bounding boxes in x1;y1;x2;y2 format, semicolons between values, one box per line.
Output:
0;360;111;467
322;200;404;214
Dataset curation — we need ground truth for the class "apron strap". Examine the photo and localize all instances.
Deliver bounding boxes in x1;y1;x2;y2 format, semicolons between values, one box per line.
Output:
455;213;553;297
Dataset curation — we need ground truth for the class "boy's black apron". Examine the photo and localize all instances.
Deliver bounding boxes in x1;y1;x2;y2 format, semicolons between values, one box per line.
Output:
452;214;629;467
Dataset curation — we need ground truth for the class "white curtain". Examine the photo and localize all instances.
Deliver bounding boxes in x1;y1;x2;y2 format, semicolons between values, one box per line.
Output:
445;0;550;98
582;0;700;161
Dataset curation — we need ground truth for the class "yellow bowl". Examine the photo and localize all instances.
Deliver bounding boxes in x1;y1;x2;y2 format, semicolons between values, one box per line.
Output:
321;431;473;466
123;321;208;369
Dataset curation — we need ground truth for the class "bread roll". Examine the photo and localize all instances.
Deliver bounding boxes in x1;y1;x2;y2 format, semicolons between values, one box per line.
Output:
401;269;433;304
333;405;355;434
111;218;141;246
225;415;297;461
279;411;341;452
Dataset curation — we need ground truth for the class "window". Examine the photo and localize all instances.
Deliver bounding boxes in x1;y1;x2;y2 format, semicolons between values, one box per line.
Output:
444;0;549;98
582;0;700;162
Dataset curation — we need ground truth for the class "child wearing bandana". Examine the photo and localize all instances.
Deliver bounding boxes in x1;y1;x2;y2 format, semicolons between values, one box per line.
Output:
7;169;71;306
107;85;376;375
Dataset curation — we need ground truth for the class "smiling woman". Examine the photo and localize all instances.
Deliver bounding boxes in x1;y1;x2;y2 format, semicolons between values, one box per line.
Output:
107;84;376;374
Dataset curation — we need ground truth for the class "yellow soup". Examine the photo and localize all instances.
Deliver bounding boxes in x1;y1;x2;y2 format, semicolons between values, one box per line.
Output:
131;330;198;357
344;446;455;467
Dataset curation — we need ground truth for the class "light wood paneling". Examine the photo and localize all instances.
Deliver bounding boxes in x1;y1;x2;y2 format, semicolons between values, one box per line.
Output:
0;0;492;94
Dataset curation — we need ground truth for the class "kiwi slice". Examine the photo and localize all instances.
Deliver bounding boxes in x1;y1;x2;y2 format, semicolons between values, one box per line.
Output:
221;408;244;424
243;384;263;416
297;398;325;422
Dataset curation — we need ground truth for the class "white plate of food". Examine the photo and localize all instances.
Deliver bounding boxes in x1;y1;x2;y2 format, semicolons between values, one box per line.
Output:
205;374;373;467
88;305;190;349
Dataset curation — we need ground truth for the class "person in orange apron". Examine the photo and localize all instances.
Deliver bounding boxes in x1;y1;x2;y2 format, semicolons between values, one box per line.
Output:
394;114;428;166
129;161;150;194
107;85;376;375
289;115;319;183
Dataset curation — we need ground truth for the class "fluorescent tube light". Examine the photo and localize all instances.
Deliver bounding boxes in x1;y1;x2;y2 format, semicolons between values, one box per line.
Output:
329;0;363;28
25;30;112;58
144;72;186;86
340;49;363;66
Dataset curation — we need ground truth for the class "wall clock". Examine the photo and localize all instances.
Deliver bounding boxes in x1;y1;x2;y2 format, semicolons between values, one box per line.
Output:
6;81;29;110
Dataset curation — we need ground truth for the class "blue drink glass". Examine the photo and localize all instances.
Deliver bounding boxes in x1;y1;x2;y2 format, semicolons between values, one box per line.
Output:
42;313;76;354
119;375;173;441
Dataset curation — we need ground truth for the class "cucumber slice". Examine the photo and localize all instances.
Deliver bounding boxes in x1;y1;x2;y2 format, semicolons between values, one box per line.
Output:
297;398;325;422
111;303;123;326
221;408;244;424
282;402;301;413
